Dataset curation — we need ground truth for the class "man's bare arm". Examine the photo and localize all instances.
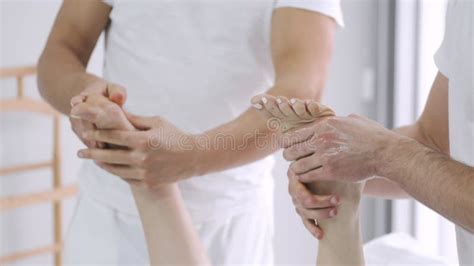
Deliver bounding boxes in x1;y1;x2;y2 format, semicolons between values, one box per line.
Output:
375;72;474;232
364;73;450;199
380;73;474;232
38;0;112;115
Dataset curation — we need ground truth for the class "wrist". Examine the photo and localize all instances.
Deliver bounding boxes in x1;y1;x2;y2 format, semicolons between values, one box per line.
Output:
132;184;178;201
189;134;211;177
375;135;420;181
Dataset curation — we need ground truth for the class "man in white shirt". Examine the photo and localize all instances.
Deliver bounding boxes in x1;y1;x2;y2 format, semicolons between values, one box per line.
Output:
284;0;473;265
38;0;343;264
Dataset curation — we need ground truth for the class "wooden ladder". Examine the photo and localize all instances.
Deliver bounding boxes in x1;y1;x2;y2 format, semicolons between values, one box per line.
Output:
0;66;78;266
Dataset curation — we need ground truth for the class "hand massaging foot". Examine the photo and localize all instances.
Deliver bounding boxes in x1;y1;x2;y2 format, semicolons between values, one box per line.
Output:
252;94;365;266
70;93;172;193
71;94;209;265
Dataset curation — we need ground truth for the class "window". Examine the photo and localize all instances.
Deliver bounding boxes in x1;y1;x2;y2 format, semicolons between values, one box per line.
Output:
392;0;458;263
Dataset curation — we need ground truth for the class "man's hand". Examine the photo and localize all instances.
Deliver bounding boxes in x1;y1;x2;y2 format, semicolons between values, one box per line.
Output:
77;113;202;188
287;168;341;239
69;81;127;148
283;114;403;184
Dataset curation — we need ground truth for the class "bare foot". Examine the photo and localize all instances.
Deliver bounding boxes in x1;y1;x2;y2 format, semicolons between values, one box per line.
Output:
251;94;334;132
70;93;134;131
252;94;365;265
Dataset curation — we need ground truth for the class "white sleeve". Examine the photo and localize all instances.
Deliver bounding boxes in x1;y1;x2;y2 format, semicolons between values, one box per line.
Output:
434;2;454;78
103;0;114;6
275;0;344;27
434;36;451;78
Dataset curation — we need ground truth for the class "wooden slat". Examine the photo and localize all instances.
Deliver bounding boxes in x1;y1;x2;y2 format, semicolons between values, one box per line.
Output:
0;66;36;78
0;161;53;176
52;116;62;266
0;98;57;115
0;185;78;212
0;243;62;264
17;76;25;98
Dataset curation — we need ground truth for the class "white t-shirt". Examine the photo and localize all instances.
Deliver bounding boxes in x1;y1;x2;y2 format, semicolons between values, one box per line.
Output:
434;0;473;265
79;0;344;223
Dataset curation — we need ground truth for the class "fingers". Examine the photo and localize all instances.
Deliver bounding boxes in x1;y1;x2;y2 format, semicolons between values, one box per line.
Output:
298;167;331;183
290;171;338;240
288;169;339;209
290;153;324;175
125;112;158;130
78;148;142;166
300;217;324;239
84;129;148;149
69;116;101;148
95;162;144;181
107;83;127;106
282;141;315;161
300;193;340;209
297;205;338;221
290;98;313;120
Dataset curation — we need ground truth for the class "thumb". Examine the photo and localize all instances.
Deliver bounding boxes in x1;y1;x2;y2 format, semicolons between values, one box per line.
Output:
107;83;127;106
124;111;157;130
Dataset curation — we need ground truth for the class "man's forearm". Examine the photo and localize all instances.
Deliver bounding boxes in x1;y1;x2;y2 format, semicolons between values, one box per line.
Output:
379;137;474;233
194;84;323;177
364;124;441;199
38;43;105;115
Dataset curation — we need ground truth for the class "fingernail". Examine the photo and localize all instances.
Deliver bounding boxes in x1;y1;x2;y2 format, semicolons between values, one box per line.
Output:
276;98;282;104
329;209;337;217
261;97;268;104
331;196;340;205
290;98;297;104
253;103;263;110
77;150;84;158
70;114;81;119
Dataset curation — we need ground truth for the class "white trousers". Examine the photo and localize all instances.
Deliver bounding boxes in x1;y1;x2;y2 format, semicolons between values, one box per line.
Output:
63;193;274;266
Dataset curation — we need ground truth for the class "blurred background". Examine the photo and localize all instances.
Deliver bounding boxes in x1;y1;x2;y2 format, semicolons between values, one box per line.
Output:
0;0;455;265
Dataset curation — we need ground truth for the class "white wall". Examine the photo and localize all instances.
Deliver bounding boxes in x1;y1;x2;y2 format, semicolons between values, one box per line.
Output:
0;1;377;265
0;1;102;265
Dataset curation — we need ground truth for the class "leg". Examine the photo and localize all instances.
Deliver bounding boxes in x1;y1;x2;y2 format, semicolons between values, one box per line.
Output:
253;94;365;266
309;181;365;266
